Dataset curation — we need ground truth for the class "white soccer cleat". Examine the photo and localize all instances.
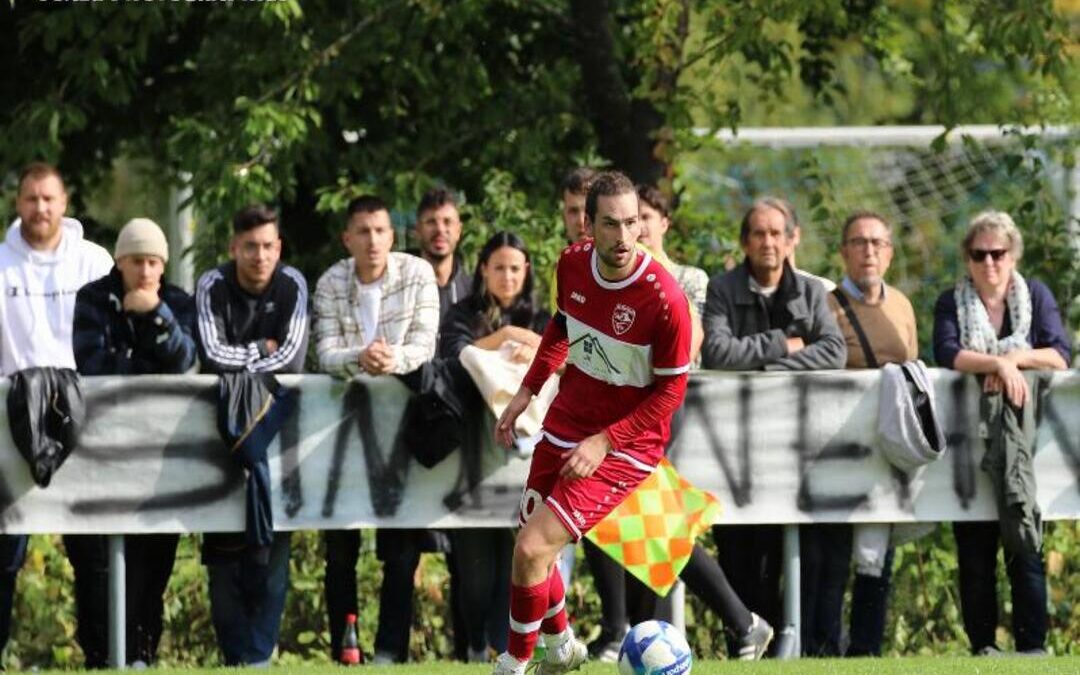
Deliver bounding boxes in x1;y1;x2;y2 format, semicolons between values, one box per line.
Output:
529;638;588;674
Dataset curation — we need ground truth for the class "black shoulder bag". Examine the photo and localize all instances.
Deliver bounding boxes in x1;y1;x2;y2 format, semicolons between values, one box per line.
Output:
832;287;879;368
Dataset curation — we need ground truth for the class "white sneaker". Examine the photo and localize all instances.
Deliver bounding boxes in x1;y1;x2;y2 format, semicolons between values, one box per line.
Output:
371;650;396;665
492;651;528;675
735;612;774;660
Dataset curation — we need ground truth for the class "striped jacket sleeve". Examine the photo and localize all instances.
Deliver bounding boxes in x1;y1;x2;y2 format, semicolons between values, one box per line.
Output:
248;266;309;373
196;269;261;372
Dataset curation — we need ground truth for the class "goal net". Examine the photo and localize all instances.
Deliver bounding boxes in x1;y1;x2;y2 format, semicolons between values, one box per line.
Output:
674;125;1080;346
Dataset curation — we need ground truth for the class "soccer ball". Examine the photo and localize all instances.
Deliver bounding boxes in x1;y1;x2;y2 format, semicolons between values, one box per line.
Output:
617;620;692;675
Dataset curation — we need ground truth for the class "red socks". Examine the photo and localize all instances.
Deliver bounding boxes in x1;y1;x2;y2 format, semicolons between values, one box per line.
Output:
508;578;549;661
507;567;569;661
541;566;568;635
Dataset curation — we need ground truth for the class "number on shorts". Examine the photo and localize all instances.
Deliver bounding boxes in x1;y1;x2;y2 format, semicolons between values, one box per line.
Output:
518;488;543;523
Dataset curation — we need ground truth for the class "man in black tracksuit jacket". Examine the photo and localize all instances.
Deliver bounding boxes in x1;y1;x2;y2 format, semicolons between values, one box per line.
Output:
69;217;197;668
194;205;308;666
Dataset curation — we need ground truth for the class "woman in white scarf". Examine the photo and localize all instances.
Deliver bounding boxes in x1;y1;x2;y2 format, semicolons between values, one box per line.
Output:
948;211;1067;406
932;210;1071;657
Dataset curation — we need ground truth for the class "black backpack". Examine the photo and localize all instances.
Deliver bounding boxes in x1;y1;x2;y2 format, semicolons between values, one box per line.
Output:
397;359;471;469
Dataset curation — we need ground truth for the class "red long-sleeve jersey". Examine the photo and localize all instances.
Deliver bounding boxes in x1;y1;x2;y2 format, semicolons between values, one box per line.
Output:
523;241;691;469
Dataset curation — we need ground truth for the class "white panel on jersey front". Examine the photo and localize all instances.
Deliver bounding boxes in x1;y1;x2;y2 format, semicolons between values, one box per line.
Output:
565;314;653;388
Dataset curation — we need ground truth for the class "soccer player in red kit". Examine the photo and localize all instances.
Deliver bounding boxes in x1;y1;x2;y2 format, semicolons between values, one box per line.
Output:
491;171;692;675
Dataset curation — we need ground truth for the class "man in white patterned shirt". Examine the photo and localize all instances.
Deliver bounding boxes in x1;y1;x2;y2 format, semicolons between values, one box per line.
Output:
313;195;439;377
312;195;439;664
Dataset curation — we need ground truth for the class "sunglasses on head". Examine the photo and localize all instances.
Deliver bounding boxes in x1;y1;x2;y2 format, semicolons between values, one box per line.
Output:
968;248;1008;263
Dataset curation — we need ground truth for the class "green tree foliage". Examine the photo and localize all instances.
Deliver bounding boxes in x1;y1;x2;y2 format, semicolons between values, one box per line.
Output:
1;0;1074;279
0;0;595;279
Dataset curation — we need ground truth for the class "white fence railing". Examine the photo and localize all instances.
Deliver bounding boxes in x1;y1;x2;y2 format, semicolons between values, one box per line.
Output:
1;370;1077;535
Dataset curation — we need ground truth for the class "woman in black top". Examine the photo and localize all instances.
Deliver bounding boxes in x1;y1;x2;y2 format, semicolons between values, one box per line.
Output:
439;231;549;662
440;232;549;363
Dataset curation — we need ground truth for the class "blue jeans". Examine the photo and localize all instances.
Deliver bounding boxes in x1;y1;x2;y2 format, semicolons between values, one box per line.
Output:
206;532;291;665
953;521;1047;653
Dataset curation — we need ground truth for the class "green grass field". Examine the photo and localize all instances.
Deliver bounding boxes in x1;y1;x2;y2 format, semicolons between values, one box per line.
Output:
57;656;1080;674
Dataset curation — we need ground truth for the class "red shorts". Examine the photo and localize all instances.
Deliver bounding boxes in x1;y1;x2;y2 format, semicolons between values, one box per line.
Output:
517;432;655;541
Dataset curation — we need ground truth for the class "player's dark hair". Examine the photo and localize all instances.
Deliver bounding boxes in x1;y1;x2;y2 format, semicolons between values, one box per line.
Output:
585;171;636;223
345;195;389;221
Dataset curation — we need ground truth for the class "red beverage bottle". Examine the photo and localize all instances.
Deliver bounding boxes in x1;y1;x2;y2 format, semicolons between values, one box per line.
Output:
341;613;364;665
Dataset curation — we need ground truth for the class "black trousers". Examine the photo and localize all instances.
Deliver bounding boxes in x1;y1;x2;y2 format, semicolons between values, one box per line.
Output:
713;524;783;655
448;528;513;654
799;524;852;657
324;529;464;663
953;521;1047;653
847;546;894;657
679;544;752;642
64;533;180;667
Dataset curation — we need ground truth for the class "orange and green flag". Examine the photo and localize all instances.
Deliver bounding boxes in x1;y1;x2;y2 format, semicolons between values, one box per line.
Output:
585;457;721;597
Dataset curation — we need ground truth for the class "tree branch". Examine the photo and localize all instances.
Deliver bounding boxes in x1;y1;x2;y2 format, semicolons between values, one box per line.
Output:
569;0;665;184
256;3;398;106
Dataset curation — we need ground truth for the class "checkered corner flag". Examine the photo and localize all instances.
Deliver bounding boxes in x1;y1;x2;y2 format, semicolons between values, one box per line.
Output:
585;457;722;597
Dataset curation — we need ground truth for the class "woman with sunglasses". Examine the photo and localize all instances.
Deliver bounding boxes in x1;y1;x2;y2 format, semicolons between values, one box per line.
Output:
932;210;1070;655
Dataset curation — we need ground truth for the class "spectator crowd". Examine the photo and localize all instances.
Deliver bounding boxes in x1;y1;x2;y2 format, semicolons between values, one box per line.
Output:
0;161;1070;667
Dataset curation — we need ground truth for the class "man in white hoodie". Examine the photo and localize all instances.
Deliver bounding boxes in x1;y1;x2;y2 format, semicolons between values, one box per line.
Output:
0;162;112;661
0;163;113;372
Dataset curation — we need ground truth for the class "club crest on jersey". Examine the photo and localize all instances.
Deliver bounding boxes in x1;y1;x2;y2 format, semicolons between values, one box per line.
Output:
611;303;636;335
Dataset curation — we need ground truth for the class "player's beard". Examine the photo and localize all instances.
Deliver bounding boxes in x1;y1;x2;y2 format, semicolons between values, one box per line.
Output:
598;245;635;275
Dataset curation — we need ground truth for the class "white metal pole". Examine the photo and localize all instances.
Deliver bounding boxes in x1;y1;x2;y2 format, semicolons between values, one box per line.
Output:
108;534;125;669
775;524;801;659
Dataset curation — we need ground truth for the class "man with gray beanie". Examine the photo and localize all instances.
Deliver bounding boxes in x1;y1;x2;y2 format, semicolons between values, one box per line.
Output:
68;216;197;667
